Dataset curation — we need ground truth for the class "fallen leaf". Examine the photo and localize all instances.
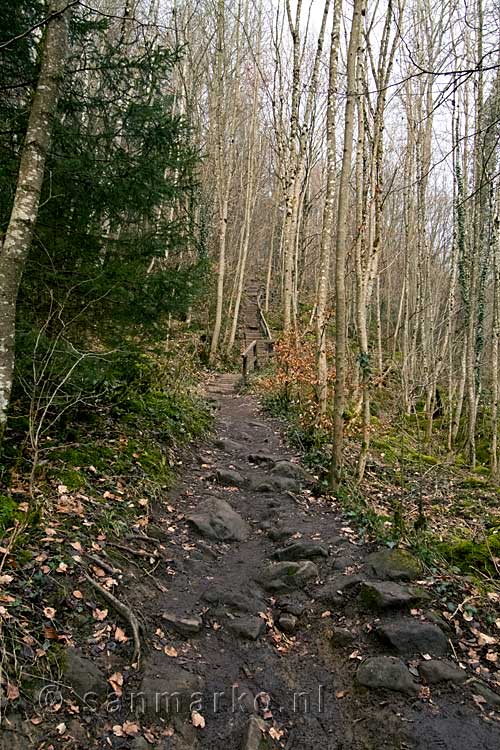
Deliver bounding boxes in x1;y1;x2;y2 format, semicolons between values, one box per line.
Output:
269;726;284;740
72;590;83;599
335;690;348;699
43;625;59;644
164;646;178;657
115;626;128;643
108;672;123;696
191;710;205;728
0;574;14;585
7;682;20;700
477;632;497;647
56;722;66;735
93;608;108;621
122;721;139;736
43;607;56;619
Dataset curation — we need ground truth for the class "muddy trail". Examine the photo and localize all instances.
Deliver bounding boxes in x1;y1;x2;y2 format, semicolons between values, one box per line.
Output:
7;376;500;750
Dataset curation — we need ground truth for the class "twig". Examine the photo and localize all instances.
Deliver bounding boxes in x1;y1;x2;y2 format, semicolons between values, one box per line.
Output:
83;572;141;668
84;552;122;578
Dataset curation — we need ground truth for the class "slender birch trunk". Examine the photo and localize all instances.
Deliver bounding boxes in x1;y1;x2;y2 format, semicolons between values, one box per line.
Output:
330;0;365;490
0;0;71;436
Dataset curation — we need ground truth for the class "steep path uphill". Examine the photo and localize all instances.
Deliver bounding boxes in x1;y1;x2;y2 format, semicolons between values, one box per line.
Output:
126;376;500;750
24;377;500;750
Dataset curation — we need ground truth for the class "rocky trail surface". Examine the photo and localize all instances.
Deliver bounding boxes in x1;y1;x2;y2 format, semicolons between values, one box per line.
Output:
5;377;500;750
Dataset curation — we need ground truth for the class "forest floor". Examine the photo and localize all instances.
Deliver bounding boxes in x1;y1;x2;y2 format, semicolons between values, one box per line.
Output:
2;375;500;749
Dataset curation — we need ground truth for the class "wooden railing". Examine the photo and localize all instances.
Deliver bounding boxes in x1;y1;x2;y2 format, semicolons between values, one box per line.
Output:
242;340;258;384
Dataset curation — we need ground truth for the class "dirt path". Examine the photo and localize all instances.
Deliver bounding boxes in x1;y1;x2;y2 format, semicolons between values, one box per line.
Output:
124;379;500;750
12;378;500;750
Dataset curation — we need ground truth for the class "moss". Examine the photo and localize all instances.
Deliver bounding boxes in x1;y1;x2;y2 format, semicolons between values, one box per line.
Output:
54;467;86;490
458;476;488;489
439;533;500;576
0;494;19;531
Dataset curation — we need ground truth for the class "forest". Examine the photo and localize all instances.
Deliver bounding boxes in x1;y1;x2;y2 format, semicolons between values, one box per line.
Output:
1;0;500;748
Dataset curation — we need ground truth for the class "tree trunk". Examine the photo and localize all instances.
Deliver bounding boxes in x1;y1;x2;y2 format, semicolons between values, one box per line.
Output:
330;0;365;490
0;0;71;436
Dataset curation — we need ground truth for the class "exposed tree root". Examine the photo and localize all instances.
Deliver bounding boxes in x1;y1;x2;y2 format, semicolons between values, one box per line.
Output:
83;572;142;668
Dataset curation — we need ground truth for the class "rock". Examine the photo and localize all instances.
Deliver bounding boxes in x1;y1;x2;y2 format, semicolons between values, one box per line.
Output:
356;656;418;695
267;526;294;542
330;627;355;648
0;714;41;750
275;595;308;616
271;460;305;480
228;616;266;640
471;681;500;707
131;738;150;750
138;660;203;720
215;438;242;453
216;468;246;487
272;477;300;493
314;575;363;601
278;613;297;633
419;659;467;684
248;453;276;468
258;560;319;593
242;715;268;750
332;555;357;571
377;620;448;656
366;548;422;581
187;498;250;541
63;648;108;701
162;613;203;635
359;581;428;610
201;586;264;614
253;482;274;493
272;541;328;561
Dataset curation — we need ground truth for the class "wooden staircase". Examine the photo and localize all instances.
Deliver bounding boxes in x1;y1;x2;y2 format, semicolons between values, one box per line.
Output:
241;280;274;381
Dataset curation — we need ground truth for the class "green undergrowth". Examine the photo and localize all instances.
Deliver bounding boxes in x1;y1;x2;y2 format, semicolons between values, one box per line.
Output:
0;350;212;540
259;382;500;584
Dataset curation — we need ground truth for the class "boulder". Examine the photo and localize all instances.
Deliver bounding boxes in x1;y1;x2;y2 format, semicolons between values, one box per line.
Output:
216;468;246;487
201;586;264;614
356;656;418;695
366;548;422;581
271;460;306;480
377;620;448;656
63;648;108;701
187;498;250;542
137;660;203;720
271;476;300;493
258;560;318;593
359;581;428;610
419;659;467;684
272;542;328;561
162;613;203;636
